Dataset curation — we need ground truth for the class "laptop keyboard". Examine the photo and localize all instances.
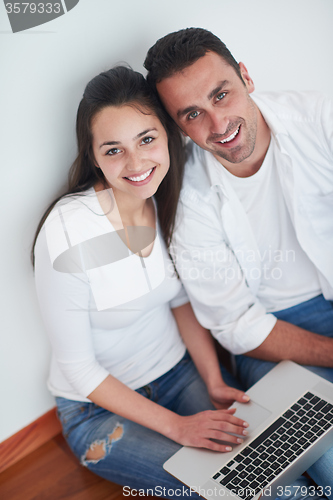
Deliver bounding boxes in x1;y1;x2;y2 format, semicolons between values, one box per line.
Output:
211;392;333;499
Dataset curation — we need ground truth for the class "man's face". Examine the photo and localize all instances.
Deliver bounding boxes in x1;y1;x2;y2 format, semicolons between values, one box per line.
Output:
156;51;259;167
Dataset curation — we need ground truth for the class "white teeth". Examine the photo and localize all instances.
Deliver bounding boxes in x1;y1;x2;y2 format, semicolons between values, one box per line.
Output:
220;126;240;144
127;168;153;182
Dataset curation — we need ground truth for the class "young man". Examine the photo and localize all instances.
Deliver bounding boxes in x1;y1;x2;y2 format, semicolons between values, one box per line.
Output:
144;28;333;490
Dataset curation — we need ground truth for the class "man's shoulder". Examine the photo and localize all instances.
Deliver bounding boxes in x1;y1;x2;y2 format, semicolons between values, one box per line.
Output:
253;90;329;121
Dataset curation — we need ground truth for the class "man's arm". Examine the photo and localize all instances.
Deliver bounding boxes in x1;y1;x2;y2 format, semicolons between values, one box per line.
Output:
246;319;333;366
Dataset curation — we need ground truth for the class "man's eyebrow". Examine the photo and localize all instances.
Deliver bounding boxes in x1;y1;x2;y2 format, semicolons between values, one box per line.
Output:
177;106;198;119
207;80;228;100
177;80;229;120
99;128;157;149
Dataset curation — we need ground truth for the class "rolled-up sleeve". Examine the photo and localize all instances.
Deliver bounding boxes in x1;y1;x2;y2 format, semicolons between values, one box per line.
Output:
171;189;277;355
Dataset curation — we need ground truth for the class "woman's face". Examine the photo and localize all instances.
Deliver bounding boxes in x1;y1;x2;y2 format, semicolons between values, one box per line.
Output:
91;104;170;202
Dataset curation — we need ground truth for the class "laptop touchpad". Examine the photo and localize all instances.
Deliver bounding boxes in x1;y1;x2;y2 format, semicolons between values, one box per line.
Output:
232;399;272;433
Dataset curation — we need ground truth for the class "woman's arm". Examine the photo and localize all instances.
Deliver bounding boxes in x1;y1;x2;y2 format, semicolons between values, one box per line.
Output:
35;217;248;452
88;373;249;452
172;302;250;409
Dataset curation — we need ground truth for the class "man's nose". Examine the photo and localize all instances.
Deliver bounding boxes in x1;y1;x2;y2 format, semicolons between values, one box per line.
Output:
208;111;228;136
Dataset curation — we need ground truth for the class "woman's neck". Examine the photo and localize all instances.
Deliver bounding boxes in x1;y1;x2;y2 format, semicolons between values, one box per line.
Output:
94;182;155;229
117;196;155;228
94;183;156;258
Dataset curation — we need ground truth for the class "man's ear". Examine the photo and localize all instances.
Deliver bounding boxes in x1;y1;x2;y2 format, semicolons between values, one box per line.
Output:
239;62;255;94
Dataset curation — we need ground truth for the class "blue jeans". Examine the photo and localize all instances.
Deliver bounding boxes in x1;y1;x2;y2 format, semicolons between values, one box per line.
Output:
56;353;241;499
236;294;333;494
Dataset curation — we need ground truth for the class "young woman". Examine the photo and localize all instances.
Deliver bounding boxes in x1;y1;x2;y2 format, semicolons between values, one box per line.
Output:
32;66;250;497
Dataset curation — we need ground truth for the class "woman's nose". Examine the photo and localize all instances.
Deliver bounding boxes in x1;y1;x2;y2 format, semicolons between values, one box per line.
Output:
126;151;146;172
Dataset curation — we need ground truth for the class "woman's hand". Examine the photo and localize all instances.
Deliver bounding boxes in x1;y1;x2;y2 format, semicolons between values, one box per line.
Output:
208;382;250;410
169;408;249;452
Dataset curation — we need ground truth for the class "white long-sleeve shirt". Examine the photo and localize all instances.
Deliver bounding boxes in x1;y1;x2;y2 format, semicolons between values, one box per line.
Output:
35;189;187;401
172;91;333;355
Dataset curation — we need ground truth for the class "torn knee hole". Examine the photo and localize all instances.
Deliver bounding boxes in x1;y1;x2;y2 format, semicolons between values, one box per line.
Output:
108;424;123;442
83;424;124;463
85;441;106;461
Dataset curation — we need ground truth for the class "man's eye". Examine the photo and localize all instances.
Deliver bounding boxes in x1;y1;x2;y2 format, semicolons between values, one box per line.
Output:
141;136;154;145
216;92;226;101
106;148;121;156
188;110;200;120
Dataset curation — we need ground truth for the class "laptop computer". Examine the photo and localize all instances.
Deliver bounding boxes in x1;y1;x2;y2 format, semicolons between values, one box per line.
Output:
164;360;333;499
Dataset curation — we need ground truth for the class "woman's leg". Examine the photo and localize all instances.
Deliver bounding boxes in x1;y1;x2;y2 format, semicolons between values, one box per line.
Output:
56;396;198;499
55;353;242;498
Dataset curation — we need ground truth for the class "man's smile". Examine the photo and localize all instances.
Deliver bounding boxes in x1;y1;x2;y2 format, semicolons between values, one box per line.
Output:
218;125;241;144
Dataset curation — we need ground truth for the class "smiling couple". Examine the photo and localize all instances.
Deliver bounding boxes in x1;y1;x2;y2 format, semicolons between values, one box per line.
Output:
33;28;333;499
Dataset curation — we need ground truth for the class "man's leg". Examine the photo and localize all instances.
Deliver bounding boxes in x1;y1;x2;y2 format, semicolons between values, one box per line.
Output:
235;294;333;493
236;294;333;388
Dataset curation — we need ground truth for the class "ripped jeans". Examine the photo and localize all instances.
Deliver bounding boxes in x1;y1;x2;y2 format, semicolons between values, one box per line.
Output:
56;353;223;498
56;352;328;500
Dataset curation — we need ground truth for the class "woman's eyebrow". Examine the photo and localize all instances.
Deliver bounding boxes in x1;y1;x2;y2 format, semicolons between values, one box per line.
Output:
99;128;158;149
133;128;158;140
99;140;120;149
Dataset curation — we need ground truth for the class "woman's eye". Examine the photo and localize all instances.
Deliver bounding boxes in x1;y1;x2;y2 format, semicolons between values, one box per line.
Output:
216;92;226;101
106;148;121;156
188;110;200;120
141;136;154;145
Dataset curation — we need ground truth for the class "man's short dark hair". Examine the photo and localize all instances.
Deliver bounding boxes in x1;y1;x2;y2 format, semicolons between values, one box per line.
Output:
144;27;243;90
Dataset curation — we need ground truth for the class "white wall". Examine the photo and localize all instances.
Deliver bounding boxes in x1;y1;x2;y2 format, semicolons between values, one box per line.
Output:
0;0;332;442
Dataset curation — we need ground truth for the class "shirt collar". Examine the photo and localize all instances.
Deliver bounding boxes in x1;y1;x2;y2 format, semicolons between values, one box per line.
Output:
251;92;289;138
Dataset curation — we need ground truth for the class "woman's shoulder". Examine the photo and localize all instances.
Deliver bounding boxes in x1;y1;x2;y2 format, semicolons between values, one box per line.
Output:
44;188;98;230
36;188;102;262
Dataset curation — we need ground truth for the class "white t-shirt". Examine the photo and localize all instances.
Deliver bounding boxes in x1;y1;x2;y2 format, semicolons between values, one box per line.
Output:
34;189;187;402
222;138;321;312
